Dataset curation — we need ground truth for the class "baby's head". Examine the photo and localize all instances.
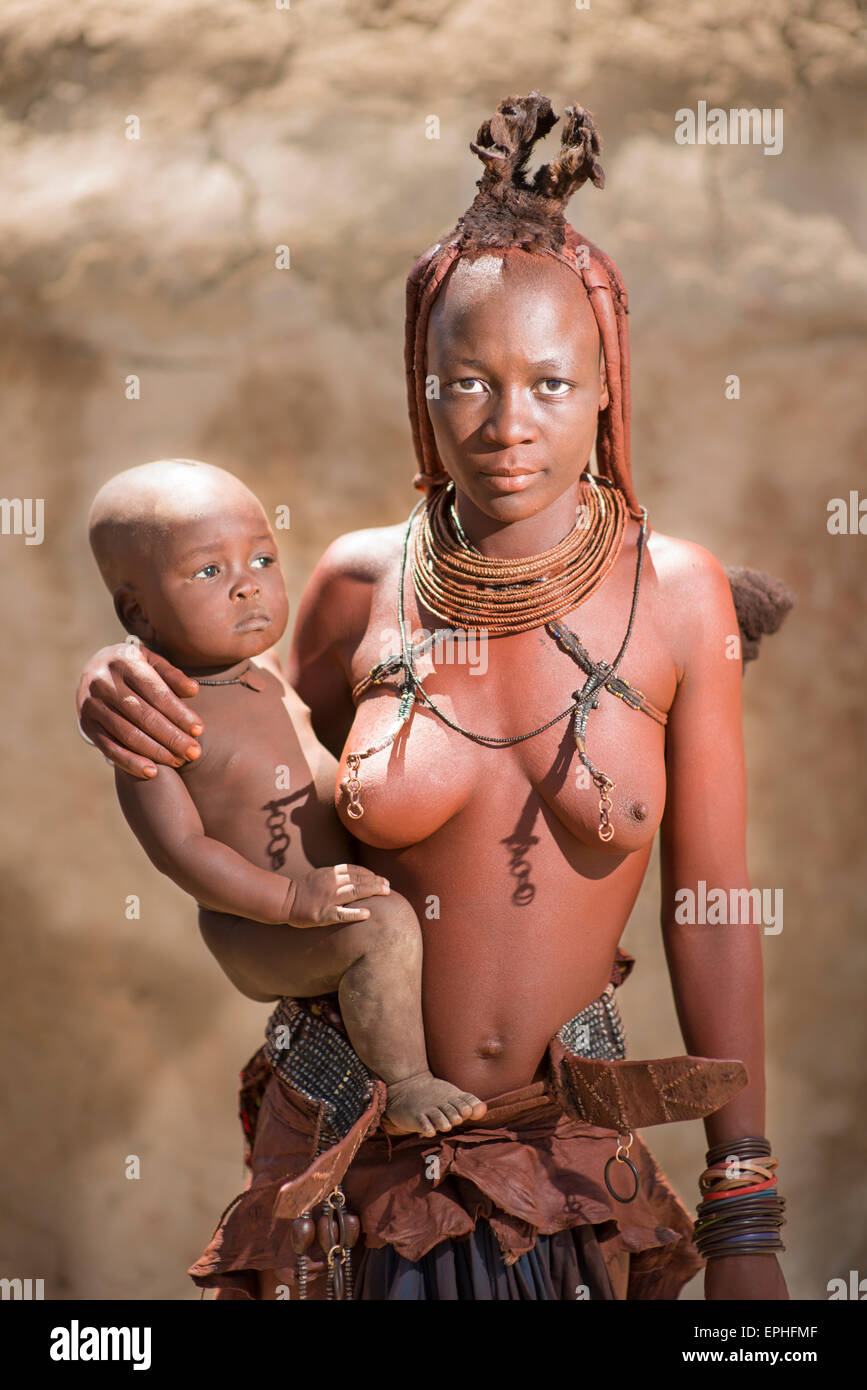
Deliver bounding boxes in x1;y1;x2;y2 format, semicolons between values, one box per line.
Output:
88;459;289;671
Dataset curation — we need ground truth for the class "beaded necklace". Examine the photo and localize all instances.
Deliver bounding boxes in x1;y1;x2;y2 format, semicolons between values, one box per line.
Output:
412;473;628;632
343;480;663;843
194;659;266;692
195;660;253;686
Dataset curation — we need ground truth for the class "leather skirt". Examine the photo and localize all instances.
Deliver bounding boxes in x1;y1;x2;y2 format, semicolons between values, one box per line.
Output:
188;954;744;1300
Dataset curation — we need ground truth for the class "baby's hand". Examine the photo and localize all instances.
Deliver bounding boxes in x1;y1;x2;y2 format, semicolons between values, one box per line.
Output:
283;864;390;927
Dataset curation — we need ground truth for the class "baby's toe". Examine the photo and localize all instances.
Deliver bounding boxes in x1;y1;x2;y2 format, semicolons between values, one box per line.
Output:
461;1095;489;1117
441;1102;466;1126
429;1108;454;1133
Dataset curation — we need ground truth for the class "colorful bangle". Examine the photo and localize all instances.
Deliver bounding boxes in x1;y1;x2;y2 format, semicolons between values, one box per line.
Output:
699;1158;778;1189
701;1177;779;1200
694;1135;786;1261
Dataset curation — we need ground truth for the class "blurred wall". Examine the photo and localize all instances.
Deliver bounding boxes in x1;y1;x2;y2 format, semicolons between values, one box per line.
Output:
1;0;865;1300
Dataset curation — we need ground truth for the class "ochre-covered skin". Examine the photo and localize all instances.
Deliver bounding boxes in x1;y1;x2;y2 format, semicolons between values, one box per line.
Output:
77;149;789;1297
282;510;698;1098
270;254;756;1112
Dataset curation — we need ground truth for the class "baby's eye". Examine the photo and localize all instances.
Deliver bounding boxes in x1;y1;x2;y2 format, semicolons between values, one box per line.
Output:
537;378;571;396
450;377;486;394
251;555;276;569
193;563;220;579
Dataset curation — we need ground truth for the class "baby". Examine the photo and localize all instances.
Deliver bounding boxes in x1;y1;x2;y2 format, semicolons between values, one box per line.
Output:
87;458;485;1137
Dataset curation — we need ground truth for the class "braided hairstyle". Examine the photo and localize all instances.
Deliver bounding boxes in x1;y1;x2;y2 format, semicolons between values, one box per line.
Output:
406;92;638;515
404;93;794;659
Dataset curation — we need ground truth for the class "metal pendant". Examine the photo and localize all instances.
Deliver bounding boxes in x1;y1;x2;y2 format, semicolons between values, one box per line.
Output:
604;1131;640;1203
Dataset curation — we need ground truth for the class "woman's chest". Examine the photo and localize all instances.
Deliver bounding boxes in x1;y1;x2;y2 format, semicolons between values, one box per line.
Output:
337;576;676;854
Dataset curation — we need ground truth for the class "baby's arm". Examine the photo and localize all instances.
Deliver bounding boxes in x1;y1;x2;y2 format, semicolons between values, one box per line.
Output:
113;765;388;926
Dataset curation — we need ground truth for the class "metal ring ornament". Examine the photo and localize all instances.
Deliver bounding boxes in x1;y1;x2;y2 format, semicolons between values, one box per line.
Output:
604;1131;640;1203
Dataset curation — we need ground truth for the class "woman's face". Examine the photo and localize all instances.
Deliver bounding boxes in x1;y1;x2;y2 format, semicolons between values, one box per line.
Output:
425;250;607;523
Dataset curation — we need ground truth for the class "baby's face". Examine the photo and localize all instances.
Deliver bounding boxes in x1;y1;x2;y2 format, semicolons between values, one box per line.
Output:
141;495;289;669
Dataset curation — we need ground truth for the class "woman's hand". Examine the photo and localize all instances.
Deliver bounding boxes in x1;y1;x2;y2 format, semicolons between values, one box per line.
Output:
705;1254;789;1301
76;642;204;778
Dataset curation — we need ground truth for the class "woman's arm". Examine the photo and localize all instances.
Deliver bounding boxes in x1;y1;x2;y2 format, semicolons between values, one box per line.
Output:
286;531;378;756
660;546;763;1146
659;538;787;1300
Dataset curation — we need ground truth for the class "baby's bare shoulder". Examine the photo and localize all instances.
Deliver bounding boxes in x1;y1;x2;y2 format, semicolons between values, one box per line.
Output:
174;689;232;778
238;661;331;779
179;664;308;771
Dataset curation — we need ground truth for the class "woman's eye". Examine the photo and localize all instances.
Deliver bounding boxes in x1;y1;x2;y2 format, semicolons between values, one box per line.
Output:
450;378;486;394
193;563;220;579
537;378;571;396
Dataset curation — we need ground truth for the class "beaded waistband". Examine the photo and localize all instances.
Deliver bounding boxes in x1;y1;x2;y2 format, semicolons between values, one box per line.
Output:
264;986;628;1147
555;982;628;1062
264;997;374;1148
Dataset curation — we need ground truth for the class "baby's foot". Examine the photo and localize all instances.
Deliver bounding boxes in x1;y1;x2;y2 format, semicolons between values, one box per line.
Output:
383;1071;487;1138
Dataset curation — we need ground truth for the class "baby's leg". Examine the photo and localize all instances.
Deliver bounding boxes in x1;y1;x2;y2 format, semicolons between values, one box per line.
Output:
334;891;487;1137
206;890;485;1136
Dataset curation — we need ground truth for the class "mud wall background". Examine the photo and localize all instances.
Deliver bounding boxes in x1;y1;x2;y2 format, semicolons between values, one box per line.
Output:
1;0;865;1300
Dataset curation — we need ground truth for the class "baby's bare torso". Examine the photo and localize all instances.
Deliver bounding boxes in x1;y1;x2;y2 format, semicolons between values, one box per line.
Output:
179;660;350;878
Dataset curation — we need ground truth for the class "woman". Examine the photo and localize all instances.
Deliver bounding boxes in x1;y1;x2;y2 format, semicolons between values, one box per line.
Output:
76;95;791;1300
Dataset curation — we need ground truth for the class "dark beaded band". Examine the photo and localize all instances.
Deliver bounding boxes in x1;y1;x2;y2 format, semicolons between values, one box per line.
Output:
697;1218;785;1237
695;1205;785;1233
701;1235;786;1252
705;1135;771;1165
700;1241;786;1258
700;1245;786;1258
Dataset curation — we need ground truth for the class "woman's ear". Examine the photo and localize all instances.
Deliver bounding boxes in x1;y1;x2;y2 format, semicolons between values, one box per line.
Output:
598;346;609;412
113;586;155;643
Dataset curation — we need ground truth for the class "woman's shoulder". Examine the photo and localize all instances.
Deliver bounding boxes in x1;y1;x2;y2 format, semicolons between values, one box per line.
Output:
645;527;739;677
311;522;407;588
292;522;407;663
647;527;734;607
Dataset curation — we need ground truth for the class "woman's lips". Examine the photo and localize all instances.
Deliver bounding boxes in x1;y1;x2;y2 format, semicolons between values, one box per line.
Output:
479;469;541;493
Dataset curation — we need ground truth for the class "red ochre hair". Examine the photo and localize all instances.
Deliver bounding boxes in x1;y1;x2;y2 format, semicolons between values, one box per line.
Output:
403;92;795;658
405;93;640;517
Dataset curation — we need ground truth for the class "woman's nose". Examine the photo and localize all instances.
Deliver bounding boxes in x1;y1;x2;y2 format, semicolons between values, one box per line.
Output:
479;388;537;447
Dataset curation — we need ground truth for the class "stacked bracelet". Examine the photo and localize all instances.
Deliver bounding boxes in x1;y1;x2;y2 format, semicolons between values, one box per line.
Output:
693;1136;786;1260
